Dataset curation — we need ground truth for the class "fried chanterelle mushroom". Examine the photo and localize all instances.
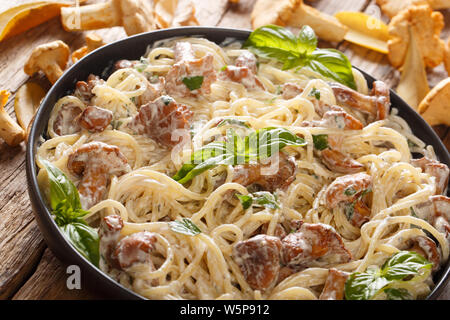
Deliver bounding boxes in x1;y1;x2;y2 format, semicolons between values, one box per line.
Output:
24;40;70;84
418;77;450;126
61;0;155;36
388;4;445;69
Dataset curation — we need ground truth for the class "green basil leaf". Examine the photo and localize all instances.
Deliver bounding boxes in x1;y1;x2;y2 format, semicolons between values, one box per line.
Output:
312;134;328;151
384;288;413;300
236;191;280;210
345;251;432;300
236;194;253;210
307;49;356;90
173;127;306;184
297;25;317;55
217;119;251;129
182;76;204;91
381;251;432;281
60;221;100;267
174;153;233;185
345;268;389;300
244;25;356;88
169;218;202;236
246;127;306;160
41;160;83;213
252;191;280;209
243;25;300;61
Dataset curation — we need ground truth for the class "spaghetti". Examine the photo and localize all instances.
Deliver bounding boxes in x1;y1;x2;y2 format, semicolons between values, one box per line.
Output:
37;35;449;300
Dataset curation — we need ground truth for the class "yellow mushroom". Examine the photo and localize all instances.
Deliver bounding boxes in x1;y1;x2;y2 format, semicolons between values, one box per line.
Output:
376;0;450;18
251;0;300;29
172;1;199;27
72;33;105;63
396;26;430;110
0;90;25;146
388;4;445;69
251;0;348;42
60;0;155;36
444;36;450;76
24;40;70;84
14;82;45;131
418;78;450;127
286;0;348;42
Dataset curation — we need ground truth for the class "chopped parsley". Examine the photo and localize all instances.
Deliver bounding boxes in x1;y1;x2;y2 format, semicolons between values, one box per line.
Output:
309;87;321;100
169;218;202;236
344;187;357;196
182;76;204;91
312;134;329;151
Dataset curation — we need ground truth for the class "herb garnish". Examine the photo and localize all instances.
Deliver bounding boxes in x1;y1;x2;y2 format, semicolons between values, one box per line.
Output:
169;218;202;236
236;191;280;210
309;87;321;100
42;160;99;266
217;119;251;129
344;251;432;300
312;134;329;150
243;25;356;89
172;127;306;184
182;76;204;91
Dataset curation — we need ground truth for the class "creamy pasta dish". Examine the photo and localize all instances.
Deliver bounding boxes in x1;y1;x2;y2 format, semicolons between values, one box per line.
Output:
36;26;450;300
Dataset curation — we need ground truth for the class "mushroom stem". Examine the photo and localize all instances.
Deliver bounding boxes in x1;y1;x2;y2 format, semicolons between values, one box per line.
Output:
45;64;65;84
61;0;121;31
0;91;25;146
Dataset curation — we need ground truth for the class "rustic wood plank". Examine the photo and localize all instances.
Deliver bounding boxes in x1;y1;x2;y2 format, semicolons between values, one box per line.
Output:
0;139;47;299
0;1;126;300
218;0;255;29
12;248;98;300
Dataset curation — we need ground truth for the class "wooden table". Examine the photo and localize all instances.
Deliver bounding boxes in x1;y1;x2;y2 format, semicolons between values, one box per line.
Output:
0;0;449;300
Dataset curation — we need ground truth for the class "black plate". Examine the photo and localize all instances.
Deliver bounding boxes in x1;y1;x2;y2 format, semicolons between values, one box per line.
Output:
26;27;450;300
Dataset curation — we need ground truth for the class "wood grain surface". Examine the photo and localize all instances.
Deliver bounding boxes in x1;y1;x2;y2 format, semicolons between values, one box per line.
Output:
0;0;448;300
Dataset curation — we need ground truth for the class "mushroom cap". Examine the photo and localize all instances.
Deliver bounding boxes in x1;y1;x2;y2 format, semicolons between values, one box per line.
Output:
119;0;156;36
85;32;104;51
67;141;130;177
418;77;450;126
24;40;70;76
388;4;445;69
376;0;429;18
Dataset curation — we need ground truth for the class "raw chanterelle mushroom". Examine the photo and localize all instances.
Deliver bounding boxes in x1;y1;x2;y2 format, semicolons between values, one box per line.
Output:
376;0;450;18
0;90;25;146
388;4;445;69
60;0;155;36
252;0;348;42
251;0;348;43
444;36;450;75
417;77;450;127
286;0;348;42
396;26;430;110
24;40;70;84
251;0;300;29
14;82;45;131
72;33;105;63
